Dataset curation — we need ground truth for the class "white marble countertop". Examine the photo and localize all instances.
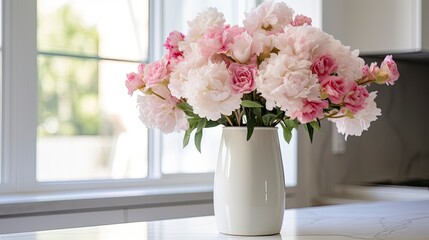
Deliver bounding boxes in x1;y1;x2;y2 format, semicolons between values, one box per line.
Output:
1;200;428;239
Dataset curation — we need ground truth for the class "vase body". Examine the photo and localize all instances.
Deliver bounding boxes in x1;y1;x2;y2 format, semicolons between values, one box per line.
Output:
214;127;285;236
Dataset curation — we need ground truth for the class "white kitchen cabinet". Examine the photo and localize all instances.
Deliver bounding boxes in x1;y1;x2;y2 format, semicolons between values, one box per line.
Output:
322;0;429;55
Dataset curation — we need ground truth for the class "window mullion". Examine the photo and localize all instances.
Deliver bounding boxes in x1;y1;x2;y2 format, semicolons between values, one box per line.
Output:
2;0;38;192
147;129;162;179
146;0;164;180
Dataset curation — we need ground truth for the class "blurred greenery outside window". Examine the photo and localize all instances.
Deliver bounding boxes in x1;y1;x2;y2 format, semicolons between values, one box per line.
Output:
37;0;149;181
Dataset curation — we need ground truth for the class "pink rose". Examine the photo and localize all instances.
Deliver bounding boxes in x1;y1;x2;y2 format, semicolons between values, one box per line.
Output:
320;75;348;104
125;63;145;95
379;55;399;85
228;63;257;94
311;54;338;77
292;14;312;26
144;59;168;88
291;100;328;124
344;83;369;114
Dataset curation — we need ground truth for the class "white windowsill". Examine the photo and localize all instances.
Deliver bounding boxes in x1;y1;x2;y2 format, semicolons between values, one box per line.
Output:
0;184;214;217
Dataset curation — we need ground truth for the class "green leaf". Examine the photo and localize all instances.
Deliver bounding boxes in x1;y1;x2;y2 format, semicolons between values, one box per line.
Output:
205;120;219;128
177;102;198;117
262;114;276;126
279;121;292;143
188;118;200;129
196;118;207;133
241;100;263;108
194;129;203;153
284;119;299;129
183;128;193;148
246;111;255;140
217;116;228;126
304;123;314;143
309;120;321;131
192;118;207;153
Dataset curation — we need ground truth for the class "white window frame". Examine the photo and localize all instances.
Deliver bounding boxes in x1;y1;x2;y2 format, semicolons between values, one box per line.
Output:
1;0;301;209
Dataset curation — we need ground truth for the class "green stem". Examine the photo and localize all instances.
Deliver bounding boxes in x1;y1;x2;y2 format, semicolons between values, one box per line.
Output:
224;115;234;126
234;110;241;126
356;77;374;86
152;91;166;101
324;114;347;119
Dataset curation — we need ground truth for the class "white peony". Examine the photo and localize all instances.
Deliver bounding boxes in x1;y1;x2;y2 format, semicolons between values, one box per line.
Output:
168;43;206;98
228;31;253;63
243;1;294;34
183;61;242;121
251;31;275;57
179;7;225;53
322;40;364;82
137;85;189;133
330;91;381;139
275;26;330;60
257;53;320;116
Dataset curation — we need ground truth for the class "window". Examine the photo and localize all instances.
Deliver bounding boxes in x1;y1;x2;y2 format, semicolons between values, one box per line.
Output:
1;0;298;194
0;0;2;183
37;0;149;182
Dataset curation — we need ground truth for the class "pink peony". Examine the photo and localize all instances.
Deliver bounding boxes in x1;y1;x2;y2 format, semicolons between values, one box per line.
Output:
292;14;312;26
199;25;245;58
164;31;185;51
311;54;338;77
343;83;369;114
379;55;399;85
164;31;185;60
144;58;168;88
320;75;348;104
228;63;257;94
291;99;328;124
125;63;145;95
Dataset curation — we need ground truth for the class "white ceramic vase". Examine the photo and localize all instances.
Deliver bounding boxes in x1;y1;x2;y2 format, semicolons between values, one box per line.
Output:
214;127;286;236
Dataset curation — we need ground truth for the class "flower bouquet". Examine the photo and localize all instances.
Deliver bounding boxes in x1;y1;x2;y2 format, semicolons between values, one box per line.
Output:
125;1;399;152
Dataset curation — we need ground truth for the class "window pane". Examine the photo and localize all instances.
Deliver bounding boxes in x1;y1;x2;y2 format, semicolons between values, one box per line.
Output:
37;0;149;61
37;0;149;182
0;0;2;183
